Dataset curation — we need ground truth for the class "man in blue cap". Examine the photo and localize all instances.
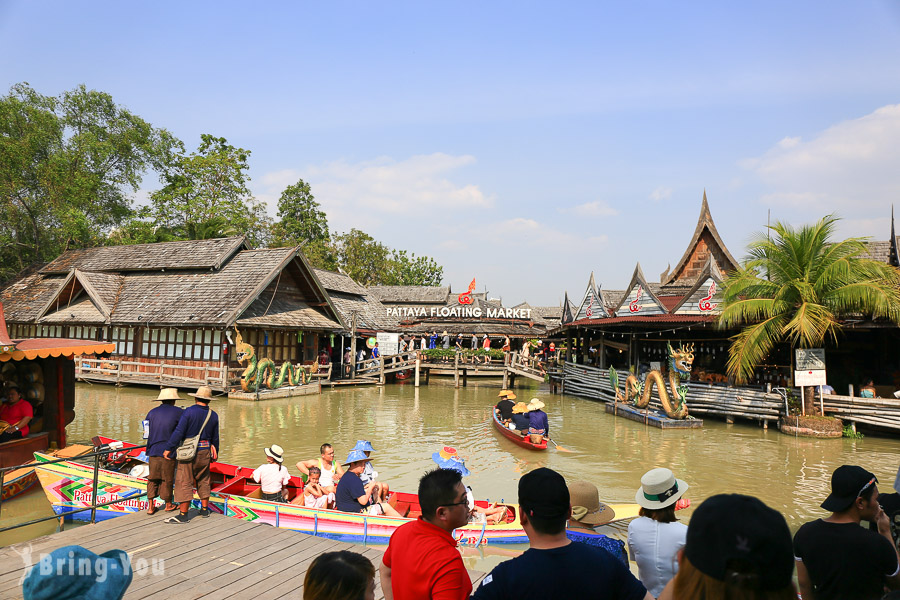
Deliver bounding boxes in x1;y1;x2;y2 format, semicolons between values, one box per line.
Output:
334;449;402;516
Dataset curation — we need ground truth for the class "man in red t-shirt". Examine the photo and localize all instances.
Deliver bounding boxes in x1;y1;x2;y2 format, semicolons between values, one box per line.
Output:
0;385;34;443
381;468;472;600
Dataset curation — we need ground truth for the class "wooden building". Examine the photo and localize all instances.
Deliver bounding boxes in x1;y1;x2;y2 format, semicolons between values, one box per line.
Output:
0;237;344;390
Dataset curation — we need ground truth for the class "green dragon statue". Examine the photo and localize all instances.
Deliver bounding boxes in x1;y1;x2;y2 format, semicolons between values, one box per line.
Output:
608;343;694;419
235;329;308;392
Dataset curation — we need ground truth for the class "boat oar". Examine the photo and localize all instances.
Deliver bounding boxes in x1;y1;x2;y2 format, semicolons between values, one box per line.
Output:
548;437;572;453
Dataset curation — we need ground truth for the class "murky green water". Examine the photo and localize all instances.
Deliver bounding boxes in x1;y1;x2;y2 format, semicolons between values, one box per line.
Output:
3;379;899;573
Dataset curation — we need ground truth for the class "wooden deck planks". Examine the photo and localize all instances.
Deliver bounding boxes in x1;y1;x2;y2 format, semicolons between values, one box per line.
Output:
0;508;484;600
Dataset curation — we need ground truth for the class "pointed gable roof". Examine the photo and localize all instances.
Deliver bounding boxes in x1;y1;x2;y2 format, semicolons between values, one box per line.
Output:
36;269;124;324
574;273;609;320
664;191;739;285
890;206;899;268
614;263;668;316
561;291;574;325
671;257;725;315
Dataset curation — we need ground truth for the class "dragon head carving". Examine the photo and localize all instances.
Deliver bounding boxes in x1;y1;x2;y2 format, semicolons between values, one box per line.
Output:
667;343;694;377
234;328;255;365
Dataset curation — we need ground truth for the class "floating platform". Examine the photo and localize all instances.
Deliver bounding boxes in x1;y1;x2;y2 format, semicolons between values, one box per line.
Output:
0;509;485;599
227;382;320;401
605;403;703;429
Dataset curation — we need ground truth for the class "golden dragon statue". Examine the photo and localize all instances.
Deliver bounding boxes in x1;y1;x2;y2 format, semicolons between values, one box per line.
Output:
608;343;694;419
234;329;308;392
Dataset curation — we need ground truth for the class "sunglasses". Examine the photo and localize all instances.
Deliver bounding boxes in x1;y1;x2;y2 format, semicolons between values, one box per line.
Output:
857;477;877;498
440;499;470;509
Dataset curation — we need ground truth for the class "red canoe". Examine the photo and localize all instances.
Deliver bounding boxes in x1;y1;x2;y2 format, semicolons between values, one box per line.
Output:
491;411;548;451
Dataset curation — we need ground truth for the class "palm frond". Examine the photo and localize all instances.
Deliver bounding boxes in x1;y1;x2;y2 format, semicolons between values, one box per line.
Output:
726;314;788;384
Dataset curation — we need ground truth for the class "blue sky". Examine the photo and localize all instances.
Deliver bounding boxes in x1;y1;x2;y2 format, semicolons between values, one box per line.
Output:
3;1;900;305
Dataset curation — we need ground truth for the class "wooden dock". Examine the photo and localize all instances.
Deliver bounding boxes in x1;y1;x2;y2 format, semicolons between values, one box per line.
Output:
0;510;485;599
605;403;704;429
228;382;320;400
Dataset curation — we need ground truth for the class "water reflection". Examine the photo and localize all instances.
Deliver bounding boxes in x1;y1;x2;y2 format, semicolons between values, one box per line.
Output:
5;379;899;569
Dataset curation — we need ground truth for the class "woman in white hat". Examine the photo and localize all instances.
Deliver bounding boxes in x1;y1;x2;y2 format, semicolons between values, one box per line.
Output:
628;467;689;597
252;445;291;503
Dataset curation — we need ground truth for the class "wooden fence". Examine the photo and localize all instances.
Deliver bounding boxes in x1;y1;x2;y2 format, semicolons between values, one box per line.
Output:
76;357;229;390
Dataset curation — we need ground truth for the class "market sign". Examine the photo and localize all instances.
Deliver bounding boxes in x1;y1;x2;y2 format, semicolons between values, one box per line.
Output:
794;348;826;386
377;332;399;356
386;306;533;320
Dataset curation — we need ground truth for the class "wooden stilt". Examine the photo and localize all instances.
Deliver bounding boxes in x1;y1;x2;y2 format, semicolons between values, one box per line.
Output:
414;358;420;387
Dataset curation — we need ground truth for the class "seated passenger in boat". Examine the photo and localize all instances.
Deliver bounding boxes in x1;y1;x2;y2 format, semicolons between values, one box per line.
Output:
252;444;291;503
354;440;390;501
526;398;548;444
335;449;402;517
495;390;516;422
510;402;531;435
0;384;32;444
565;480;626;564
297;443;343;494
432;447;508;524
296;466;334;509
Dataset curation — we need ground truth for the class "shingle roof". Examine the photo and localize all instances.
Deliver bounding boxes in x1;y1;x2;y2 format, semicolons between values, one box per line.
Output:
0;274;65;322
40;297;107;324
328;292;399;332
313;269;368;296
236;295;340;330
39;237;247;274
368;285;450;304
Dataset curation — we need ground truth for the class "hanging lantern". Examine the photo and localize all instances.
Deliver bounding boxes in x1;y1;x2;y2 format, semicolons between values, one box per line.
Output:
298;331;303;343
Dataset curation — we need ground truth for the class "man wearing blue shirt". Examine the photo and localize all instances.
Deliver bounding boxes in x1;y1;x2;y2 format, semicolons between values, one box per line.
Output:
144;388;183;515
164;386;219;524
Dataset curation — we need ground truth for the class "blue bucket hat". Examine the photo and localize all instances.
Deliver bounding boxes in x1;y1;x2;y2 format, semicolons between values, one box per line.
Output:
23;545;133;600
431;447;470;477
342;449;373;466
353;440;375;452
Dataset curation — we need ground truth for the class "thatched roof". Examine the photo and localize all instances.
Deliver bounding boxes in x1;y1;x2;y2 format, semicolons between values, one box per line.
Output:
368;285;450;304
40;237;247;274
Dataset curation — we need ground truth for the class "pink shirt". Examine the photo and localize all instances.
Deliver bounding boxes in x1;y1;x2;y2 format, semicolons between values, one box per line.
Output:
252;463;290;494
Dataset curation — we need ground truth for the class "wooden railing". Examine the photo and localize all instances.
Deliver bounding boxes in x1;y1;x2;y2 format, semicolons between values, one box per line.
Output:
355;350;419;383
505;352;546;382
76;357;229;389
822;394;900;431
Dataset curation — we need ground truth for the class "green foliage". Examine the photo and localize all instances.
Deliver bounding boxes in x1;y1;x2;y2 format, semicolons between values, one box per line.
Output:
419;348;504;360
384;250;444;286
330;229;390;286
842;424;864;439
719;215;900;385
270;179;330;248
0;82;179;281
144;134;270;246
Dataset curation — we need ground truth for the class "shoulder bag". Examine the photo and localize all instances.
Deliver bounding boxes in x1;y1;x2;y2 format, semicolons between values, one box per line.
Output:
176;408;212;461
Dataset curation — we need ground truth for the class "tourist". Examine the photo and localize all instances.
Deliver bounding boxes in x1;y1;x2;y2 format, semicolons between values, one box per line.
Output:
144;387;183;514
381;468;473;600
335;449;402;516
526;398;549;444
471;333;478;350
0;384;32;443
343;347;351;378
303;550;376;600
163;385;219;523
297;443;344;494
495;389;516;422
627;468;689;596
510;401;530;433
421;335;428;350
657;494;796;600
356;348;366;372
297;466;333;509
793;465;900;599
482;334;491;350
817;383;835;395
252;444;291;502
455;334;463;351
371;343;380;361
502;336;511;352
354;439;390;501
472;468;649;599
318;348;330;367
22;545;133;600
399;337;407;353
431;446;508;524
442;330;451;349
566;480;626;564
860;379;877;398
429;331;438;349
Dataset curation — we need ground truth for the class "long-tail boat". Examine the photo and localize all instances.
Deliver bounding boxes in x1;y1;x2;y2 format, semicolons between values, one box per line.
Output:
491;411;548;451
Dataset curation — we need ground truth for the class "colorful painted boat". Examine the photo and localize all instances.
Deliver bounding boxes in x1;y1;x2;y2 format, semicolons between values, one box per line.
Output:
1;465;39;501
32;447;530;545
491;411;548;451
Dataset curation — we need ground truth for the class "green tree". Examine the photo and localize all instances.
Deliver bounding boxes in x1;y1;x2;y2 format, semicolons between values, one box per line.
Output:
385;249;444;286
718;215;900;413
331;229;391;286
0;83;179;281
270;179;330;248
148;134;270;246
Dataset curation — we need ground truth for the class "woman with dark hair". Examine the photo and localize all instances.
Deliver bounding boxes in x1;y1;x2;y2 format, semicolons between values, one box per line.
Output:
304;551;375;600
628;468;689;597
657;494;797;600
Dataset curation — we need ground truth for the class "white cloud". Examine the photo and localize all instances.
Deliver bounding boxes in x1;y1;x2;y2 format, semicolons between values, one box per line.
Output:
650;186;673;202
742;104;900;213
564;200;619;217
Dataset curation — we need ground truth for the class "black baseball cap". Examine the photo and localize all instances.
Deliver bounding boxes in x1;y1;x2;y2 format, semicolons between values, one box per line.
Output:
685;494;794;591
821;465;878;512
518;467;569;519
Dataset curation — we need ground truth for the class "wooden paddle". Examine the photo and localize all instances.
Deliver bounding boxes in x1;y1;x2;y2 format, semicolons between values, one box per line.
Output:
548;437;573;453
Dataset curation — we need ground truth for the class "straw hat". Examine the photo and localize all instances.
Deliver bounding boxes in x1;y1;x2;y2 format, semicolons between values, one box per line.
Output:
568;480;616;525
441;330;449;336
189;386;215;402
506;393;517;400
154;388;181;401
498;389;512;397
512;402;530;414
527;398;545;411
635;467;689;509
264;444;285;463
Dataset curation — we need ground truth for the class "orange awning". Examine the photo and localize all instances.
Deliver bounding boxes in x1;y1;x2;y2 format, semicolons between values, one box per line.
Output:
0;339;116;362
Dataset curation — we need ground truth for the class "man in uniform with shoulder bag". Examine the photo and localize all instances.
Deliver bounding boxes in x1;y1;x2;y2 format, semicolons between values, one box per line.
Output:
163;386;219;524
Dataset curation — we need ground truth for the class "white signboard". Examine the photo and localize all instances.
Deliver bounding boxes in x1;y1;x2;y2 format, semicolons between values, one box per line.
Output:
794;369;827;386
376;332;399;356
795;348;825;370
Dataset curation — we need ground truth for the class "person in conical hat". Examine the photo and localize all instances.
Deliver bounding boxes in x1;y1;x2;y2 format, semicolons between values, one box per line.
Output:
495;391;516;423
526;398;548;444
144;388;183;514
510;401;531;434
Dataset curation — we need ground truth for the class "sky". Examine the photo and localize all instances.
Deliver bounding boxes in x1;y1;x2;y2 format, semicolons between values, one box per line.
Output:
2;1;900;306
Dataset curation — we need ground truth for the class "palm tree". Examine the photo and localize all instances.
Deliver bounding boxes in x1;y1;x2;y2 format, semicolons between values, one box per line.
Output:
718;215;900;414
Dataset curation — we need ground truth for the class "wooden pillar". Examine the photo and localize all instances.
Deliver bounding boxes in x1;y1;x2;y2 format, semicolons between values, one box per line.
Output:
502;369;509;389
463;368;467;387
598;337;606;369
349;314;357;379
56;356;66;449
565;331;572;363
454;352;460;388
414;358;420;387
